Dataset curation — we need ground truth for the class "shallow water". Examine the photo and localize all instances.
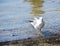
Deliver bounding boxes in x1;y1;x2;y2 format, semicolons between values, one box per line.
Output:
0;0;60;42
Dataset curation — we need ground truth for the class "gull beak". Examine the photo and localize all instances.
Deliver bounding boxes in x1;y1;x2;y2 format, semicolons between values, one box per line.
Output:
29;20;33;22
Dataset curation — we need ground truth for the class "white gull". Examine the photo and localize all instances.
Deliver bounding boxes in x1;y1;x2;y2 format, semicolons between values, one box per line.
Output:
29;17;44;35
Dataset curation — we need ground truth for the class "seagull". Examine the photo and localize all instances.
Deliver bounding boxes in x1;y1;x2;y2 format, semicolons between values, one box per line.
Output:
29;17;44;33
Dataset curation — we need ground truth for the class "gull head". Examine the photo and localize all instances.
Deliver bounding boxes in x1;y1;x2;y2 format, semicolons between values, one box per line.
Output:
29;17;38;26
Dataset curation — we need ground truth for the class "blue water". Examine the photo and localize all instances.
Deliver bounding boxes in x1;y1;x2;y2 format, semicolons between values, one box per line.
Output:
0;0;60;42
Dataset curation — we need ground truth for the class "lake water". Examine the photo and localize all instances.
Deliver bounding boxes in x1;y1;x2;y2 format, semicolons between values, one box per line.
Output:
0;0;60;42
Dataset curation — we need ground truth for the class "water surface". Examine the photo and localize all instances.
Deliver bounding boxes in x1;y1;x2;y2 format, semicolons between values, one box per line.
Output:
0;0;60;42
